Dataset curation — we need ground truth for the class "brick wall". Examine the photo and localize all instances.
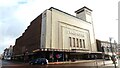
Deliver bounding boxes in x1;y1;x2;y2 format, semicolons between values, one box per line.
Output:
13;14;42;56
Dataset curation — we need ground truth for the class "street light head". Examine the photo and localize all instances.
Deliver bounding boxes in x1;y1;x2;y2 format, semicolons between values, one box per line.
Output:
109;37;113;41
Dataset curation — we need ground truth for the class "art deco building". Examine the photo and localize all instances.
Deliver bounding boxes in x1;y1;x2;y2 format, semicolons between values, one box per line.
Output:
13;6;97;62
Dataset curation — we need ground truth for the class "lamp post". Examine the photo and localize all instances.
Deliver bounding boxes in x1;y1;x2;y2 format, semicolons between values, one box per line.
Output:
102;46;105;65
109;37;117;68
109;38;113;54
114;40;118;55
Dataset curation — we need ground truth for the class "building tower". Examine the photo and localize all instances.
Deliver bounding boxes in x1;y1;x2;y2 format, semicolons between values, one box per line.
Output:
75;6;97;52
75;6;93;23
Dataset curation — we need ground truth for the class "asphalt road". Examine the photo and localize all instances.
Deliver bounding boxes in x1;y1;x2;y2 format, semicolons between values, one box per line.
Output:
1;59;119;68
0;60;2;68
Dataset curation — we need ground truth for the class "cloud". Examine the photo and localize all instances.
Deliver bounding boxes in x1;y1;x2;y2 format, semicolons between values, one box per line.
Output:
0;0;30;54
0;0;29;7
0;6;24;37
0;0;17;7
0;0;52;54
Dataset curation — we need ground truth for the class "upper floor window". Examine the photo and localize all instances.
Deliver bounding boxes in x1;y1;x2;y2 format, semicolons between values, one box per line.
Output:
80;39;82;48
69;37;72;47
73;38;75;47
77;38;79;47
83;39;85;48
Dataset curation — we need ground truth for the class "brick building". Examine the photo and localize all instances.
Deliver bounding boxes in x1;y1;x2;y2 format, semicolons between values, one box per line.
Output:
13;14;42;61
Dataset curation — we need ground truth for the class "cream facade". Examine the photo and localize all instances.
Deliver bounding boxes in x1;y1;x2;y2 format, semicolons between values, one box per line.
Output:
41;7;97;53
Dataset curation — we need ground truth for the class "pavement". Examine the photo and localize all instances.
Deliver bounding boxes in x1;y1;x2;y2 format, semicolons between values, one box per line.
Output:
48;59;115;66
48;60;95;64
47;60;120;68
2;59;118;67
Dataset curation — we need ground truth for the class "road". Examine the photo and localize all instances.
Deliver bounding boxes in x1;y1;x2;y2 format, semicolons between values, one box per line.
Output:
1;59;119;68
118;59;120;68
0;59;2;68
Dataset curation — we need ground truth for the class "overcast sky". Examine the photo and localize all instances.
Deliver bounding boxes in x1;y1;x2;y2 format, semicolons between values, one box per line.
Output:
0;0;119;54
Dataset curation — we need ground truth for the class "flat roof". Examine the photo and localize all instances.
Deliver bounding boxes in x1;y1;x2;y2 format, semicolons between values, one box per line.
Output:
75;6;92;14
48;7;91;24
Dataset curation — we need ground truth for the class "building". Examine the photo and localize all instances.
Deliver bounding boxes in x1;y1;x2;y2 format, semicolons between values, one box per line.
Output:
117;44;120;55
101;40;117;56
0;54;2;59
3;48;8;60
3;45;13;60
96;39;117;60
96;39;103;52
13;6;97;62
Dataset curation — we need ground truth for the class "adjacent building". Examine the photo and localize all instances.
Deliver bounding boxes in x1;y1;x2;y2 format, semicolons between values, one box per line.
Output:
116;44;120;55
13;7;98;62
3;45;13;60
96;39;117;60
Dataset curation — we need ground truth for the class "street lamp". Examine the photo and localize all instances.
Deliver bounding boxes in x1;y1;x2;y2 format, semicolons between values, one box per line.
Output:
101;46;105;65
109;37;113;54
114;40;118;54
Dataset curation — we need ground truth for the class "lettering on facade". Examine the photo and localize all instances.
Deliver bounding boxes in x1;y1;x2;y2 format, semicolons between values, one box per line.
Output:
67;31;84;37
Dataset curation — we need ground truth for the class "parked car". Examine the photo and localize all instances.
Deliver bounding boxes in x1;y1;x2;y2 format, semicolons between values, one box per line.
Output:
29;58;48;65
71;58;76;62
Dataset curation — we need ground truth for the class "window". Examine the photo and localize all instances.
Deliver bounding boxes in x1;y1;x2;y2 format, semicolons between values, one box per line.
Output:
80;39;82;48
107;46;109;52
77;38;79;47
83;39;85;48
73;38;75;47
69;37;72;47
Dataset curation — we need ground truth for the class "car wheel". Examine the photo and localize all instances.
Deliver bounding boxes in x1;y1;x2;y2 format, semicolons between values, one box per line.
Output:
30;63;33;65
41;63;44;65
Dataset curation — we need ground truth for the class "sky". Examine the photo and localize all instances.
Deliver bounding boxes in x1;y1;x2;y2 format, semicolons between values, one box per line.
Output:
0;0;119;54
